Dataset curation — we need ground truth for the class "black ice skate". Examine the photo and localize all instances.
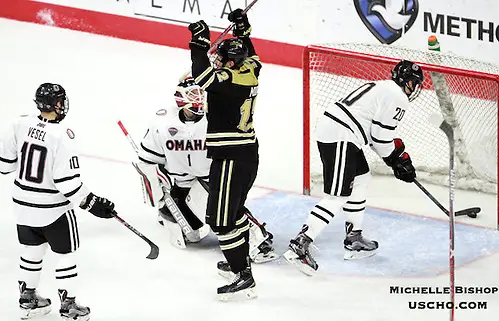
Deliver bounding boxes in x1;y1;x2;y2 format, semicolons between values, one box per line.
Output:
217;261;233;279
19;281;52;320
58;289;90;321
343;223;378;260
283;231;318;276
217;266;257;301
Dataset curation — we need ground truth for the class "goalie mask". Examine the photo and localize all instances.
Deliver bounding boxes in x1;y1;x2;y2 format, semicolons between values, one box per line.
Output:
34;83;69;122
392;60;424;102
214;38;248;69
174;77;205;116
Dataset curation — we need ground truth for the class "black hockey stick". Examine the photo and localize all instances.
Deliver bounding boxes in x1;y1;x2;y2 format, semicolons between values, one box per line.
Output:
112;211;159;260
207;0;259;54
413;179;479;218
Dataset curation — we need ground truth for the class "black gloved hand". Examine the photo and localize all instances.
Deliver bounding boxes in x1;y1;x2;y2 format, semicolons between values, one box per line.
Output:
393;152;416;183
188;20;211;51
80;192;115;219
228;9;251;38
383;138;416;183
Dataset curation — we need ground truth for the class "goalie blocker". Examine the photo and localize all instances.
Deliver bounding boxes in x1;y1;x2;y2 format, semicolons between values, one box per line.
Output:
133;162;278;263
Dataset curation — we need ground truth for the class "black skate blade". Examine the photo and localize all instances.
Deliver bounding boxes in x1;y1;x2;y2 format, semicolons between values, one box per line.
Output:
454;207;480;218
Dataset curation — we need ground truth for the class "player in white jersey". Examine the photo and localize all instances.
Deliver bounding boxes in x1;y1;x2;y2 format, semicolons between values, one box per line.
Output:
0;83;116;320
134;76;278;265
284;60;424;275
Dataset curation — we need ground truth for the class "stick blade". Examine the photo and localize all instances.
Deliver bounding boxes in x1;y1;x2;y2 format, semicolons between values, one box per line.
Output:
455;207;481;218
147;244;160;260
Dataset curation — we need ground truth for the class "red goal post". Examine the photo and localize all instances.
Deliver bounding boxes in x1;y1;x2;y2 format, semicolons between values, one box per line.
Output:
302;44;499;202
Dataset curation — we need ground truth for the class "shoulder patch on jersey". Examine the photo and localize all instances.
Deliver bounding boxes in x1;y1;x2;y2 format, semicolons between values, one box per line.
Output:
168;127;178;136
156;109;167;116
216;70;230;83
66;128;75;139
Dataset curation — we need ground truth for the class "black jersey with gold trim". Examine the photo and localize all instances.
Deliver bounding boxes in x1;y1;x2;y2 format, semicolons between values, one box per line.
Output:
190;38;261;161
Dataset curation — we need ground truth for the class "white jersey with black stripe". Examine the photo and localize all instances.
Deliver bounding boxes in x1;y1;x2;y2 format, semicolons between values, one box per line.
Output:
315;80;410;158
138;109;211;188
0;114;90;227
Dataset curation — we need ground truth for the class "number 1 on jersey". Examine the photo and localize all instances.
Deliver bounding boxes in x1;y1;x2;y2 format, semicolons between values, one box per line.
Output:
238;97;256;132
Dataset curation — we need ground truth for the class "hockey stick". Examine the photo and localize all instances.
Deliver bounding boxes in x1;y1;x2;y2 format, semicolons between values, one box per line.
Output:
207;0;259;55
429;114;457;321
413;179;480;218
117;120;200;243
112;211;159;260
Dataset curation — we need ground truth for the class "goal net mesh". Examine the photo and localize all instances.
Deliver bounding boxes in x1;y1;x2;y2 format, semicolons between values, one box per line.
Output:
305;43;499;194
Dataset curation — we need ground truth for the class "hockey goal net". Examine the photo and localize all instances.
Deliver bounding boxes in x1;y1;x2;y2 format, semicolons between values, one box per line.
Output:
303;43;499;196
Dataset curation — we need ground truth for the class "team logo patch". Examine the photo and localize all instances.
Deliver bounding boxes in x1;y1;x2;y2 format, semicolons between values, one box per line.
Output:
66;128;75;139
156;109;167;116
354;0;419;44
168;127;178;136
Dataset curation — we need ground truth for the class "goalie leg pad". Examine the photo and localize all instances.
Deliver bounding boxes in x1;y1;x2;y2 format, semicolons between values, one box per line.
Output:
133;162;164;207
245;209;279;263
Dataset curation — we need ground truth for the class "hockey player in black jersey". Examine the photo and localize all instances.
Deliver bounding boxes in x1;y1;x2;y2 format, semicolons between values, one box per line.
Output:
188;9;261;300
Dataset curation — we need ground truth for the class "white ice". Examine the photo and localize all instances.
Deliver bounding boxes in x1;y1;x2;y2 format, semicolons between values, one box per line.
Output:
0;18;498;321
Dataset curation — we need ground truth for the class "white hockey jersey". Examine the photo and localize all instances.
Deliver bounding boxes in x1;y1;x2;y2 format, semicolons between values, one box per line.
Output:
0;115;90;227
138;110;210;188
315;80;410;158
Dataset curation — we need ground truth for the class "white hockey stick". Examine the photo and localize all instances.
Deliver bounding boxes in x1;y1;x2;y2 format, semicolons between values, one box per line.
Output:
117;120;201;244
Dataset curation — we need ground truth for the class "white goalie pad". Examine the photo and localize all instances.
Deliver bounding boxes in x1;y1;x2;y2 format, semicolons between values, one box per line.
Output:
185;179;208;222
248;219;269;261
185;179;211;240
158;214;186;249
132;162;164;207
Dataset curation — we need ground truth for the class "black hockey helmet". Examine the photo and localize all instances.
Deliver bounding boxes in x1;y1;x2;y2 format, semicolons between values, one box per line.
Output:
34;83;69;121
392;60;424;102
215;38;248;68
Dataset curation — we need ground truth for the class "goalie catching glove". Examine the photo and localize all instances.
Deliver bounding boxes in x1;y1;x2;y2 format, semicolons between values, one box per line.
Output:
188;20;211;51
383;138;416;183
80;192;115;219
228;9;252;38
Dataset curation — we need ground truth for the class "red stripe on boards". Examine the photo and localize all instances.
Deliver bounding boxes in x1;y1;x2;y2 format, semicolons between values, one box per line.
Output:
0;0;303;68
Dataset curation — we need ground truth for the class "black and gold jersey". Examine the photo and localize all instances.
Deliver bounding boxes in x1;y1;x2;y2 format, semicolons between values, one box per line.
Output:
190;38;261;161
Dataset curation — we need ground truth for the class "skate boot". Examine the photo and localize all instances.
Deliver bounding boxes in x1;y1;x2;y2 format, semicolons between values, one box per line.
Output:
283;229;318;276
252;232;279;263
217;261;234;279
343;223;378;260
58;289;90;321
19;281;51;320
217;265;257;301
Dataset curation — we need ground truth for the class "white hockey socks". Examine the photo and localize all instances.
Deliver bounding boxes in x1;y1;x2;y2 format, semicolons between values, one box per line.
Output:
55;253;78;298
303;198;340;240
19;244;47;289
343;200;366;231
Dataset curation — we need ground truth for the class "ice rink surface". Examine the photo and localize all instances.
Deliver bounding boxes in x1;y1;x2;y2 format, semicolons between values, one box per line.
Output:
0;18;498;321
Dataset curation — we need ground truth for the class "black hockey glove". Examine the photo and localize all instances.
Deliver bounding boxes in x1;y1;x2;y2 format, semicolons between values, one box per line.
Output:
383;138;416;183
228;9;251;38
80;192;115;219
188;20;211;51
